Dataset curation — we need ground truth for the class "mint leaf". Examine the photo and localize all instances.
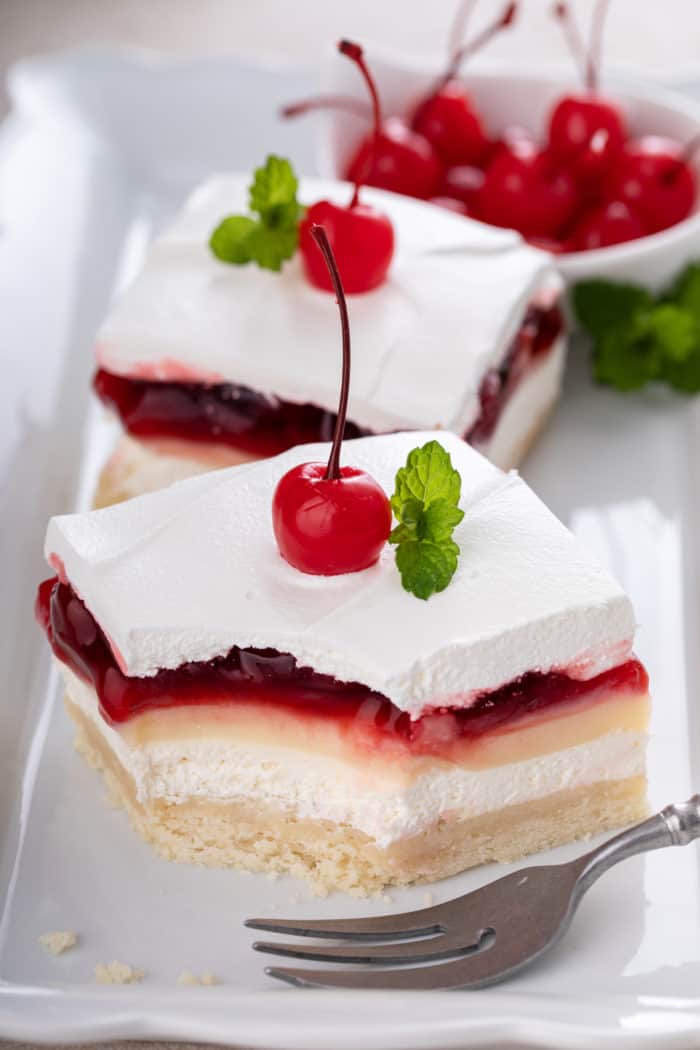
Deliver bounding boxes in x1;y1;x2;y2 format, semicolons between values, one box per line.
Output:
575;265;700;396
593;325;658;391
421;499;465;542
391;440;462;513
395;540;458;601
573;280;652;341
245;223;299;272
389;440;464;600
209;154;302;273
209;215;257;264
249;156;299;220
646;305;697;363
666;263;700;319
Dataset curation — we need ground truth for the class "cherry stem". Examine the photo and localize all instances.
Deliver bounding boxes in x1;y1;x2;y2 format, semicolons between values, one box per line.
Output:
279;94;372;121
586;0;610;94
440;1;517;87
447;0;478;63
310;225;351;482
552;2;588;87
338;40;382;208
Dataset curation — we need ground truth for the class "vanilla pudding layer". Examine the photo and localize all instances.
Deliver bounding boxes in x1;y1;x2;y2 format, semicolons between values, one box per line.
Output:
93;335;566;509
62;666;649;890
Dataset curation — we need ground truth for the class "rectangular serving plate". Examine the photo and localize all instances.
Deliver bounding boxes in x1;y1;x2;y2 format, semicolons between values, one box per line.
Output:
1;48;699;1050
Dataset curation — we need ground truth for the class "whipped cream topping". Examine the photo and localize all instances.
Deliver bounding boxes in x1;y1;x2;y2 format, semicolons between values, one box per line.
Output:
45;431;636;718
65;669;646;847
96;175;559;435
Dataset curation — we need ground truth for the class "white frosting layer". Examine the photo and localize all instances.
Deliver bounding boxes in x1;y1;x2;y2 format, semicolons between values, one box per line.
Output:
64;668;646;848
97;175;559;434
46;431;636;717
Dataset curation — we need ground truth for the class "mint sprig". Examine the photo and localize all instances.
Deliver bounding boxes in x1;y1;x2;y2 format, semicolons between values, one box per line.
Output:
209;155;304;273
573;263;700;393
389;440;465;600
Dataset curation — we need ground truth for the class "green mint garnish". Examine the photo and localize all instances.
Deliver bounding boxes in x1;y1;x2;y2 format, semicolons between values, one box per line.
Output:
573;263;700;393
209;155;304;273
389;440;465;600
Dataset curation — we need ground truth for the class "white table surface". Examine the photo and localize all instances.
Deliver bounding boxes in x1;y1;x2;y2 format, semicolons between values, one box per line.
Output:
2;2;699;1048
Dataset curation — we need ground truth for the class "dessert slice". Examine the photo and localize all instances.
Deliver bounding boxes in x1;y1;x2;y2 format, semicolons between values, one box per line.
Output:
93;164;565;507
37;423;649;893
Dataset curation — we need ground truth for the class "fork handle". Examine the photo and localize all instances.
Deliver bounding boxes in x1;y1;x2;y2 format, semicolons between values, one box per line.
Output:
574;794;700;895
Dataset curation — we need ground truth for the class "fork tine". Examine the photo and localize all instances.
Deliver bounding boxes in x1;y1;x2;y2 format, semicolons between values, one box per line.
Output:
263;933;516;991
252;928;485;965
245;903;447;941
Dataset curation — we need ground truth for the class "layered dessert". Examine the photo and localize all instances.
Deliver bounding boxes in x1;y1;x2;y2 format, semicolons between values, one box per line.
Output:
37;430;649;894
93;170;565;507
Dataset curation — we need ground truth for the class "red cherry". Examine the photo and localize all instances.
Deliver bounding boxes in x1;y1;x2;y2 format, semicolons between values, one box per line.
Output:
272;225;391;576
411;3;516;167
437;164;485;206
410;3;516;167
604;136;697;234
345;116;441;199
548;1;626;188
548;96;625;181
273;463;391;576
298;42;395;295
299;199;393;293
412;82;489;167
478;145;578;238
569;199;645;251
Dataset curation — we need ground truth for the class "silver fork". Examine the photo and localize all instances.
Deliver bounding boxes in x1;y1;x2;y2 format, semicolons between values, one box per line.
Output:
247;795;699;990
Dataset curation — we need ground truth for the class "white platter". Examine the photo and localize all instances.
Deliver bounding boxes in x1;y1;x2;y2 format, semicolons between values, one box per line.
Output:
1;49;699;1049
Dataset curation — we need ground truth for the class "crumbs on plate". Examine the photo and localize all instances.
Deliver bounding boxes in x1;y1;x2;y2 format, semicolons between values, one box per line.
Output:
95;960;144;984
39;930;77;955
177;970;221;986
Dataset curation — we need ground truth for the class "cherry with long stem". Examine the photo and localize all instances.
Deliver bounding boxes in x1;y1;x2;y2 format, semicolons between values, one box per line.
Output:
272;224;392;577
337;40;381;207
297;43;397;294
411;2;516;168
311;225;351;480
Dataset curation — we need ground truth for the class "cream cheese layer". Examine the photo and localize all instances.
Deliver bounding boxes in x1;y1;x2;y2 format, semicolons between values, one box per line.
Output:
64;668;647;848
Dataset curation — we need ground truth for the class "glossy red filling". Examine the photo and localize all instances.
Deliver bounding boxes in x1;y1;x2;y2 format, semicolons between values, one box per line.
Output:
37;578;646;753
94;305;563;458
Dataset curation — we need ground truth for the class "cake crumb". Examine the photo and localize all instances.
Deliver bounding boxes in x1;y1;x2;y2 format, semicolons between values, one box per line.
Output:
177;970;221;986
95;960;144;984
423;892;434;907
266;871;279;882
39;930;77;955
380;893;393;904
312;883;329;899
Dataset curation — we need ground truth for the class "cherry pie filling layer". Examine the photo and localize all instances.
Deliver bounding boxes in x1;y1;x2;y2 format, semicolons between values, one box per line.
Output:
94;304;563;459
38;577;647;763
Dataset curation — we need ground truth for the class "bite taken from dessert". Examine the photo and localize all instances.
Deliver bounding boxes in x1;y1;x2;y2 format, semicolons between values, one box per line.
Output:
39;226;649;895
93;40;566;508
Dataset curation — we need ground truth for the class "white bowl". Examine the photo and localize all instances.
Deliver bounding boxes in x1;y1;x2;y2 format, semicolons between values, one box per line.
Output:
316;48;700;291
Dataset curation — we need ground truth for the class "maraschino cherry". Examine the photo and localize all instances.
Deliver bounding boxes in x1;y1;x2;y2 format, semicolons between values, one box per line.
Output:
282;44;440;200
547;0;626;189
272;225;392;576
569;198;644;250
604;135;698;234
477;138;577;238
411;1;517;167
298;42;395;295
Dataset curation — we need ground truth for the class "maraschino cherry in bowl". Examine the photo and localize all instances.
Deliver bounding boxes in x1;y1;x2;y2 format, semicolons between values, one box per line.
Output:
314;52;700;291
